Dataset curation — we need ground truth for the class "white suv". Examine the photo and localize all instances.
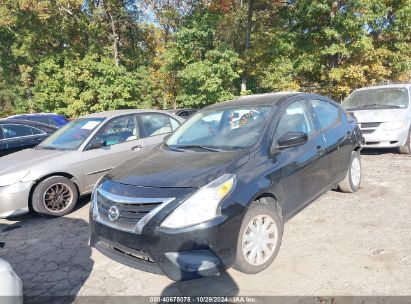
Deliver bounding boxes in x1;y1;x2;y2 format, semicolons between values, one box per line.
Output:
343;84;411;154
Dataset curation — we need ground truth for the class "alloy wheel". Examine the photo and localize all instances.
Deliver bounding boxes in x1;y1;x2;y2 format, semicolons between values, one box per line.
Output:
43;183;74;212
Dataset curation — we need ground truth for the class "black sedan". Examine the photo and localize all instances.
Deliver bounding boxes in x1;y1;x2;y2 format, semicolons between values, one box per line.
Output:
0;119;57;157
90;92;363;280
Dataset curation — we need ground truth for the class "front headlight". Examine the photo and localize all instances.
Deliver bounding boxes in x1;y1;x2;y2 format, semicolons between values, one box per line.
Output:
0;171;30;187
161;174;236;229
380;121;406;130
90;177;105;220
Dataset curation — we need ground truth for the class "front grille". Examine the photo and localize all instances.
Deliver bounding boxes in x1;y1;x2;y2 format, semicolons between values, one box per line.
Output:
94;239;163;274
112;244;155;263
361;129;375;134
361;122;381;128
94;188;174;233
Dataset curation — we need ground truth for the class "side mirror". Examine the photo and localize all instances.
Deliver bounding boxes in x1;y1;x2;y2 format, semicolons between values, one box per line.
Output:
87;140;106;150
277;131;308;149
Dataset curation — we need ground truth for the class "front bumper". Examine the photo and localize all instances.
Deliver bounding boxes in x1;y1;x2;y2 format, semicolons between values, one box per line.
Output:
90;211;243;281
0;182;32;218
361;126;409;148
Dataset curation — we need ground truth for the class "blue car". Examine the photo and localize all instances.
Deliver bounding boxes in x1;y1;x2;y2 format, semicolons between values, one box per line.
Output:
7;113;69;128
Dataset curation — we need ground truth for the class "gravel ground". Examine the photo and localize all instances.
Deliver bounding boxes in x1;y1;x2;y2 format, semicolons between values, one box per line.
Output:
0;150;410;299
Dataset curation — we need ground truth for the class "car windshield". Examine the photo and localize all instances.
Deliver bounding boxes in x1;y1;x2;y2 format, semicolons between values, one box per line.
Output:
343;87;409;110
38;118;105;150
166;106;272;150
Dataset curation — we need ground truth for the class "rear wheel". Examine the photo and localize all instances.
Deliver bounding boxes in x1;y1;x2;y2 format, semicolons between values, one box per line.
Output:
32;176;78;217
234;198;283;274
338;150;361;193
399;128;411;154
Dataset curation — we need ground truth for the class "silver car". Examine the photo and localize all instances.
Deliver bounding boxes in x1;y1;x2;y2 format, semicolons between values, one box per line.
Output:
0;110;184;218
343;83;411;154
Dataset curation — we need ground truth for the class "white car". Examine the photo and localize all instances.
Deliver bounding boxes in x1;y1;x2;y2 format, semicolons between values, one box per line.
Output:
343;83;411;154
0;258;23;304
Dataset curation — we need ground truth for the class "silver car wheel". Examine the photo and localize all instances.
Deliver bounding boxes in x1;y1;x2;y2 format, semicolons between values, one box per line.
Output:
351;157;361;187
43;183;74;212
242;214;278;266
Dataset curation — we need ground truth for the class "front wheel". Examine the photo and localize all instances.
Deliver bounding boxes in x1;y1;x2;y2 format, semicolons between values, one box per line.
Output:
32;176;79;217
338;150;361;193
234;198;283;274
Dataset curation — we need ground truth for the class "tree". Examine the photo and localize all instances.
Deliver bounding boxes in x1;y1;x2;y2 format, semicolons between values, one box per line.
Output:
32;55;163;117
164;6;240;107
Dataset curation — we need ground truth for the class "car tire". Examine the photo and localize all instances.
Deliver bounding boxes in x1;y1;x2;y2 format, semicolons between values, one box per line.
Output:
31;176;78;217
338;150;361;193
234;197;283;274
399;128;411;154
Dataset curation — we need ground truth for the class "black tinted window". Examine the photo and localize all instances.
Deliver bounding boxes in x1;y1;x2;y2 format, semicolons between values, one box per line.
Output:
31;127;46;135
310;99;340;129
2;124;34;138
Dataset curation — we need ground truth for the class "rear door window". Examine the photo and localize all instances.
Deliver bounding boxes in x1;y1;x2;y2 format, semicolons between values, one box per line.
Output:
31;127;47;135
2;124;35;138
140;114;175;137
310;99;341;130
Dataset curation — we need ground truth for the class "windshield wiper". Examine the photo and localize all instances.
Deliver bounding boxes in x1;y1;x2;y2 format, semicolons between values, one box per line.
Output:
169;144;224;152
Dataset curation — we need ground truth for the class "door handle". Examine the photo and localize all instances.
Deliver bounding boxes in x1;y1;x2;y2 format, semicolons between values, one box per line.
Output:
131;145;142;151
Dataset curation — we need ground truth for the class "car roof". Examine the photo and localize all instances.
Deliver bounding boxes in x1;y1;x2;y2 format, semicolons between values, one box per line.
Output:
206;92;303;109
354;83;411;91
82;109;176;119
8;113;63;117
0;119;58;129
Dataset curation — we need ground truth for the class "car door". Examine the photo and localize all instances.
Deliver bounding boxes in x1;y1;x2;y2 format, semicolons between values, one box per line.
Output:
81;115;146;192
0;124;41;156
29;126;50;146
308;98;351;183
0;127;4;156
274;99;329;216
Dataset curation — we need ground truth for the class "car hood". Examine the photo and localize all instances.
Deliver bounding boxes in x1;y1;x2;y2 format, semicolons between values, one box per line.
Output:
106;147;250;188
348;108;408;123
0;148;70;176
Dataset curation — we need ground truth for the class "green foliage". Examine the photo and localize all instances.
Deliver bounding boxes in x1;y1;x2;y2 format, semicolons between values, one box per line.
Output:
32;55;162;117
164;9;240;107
0;0;410;116
176;47;240;107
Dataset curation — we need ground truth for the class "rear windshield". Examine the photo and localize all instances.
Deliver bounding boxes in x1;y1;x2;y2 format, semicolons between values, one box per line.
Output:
343;88;409;110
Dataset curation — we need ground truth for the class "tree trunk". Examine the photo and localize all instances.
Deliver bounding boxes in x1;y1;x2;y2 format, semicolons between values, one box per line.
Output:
109;12;119;66
241;0;253;93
